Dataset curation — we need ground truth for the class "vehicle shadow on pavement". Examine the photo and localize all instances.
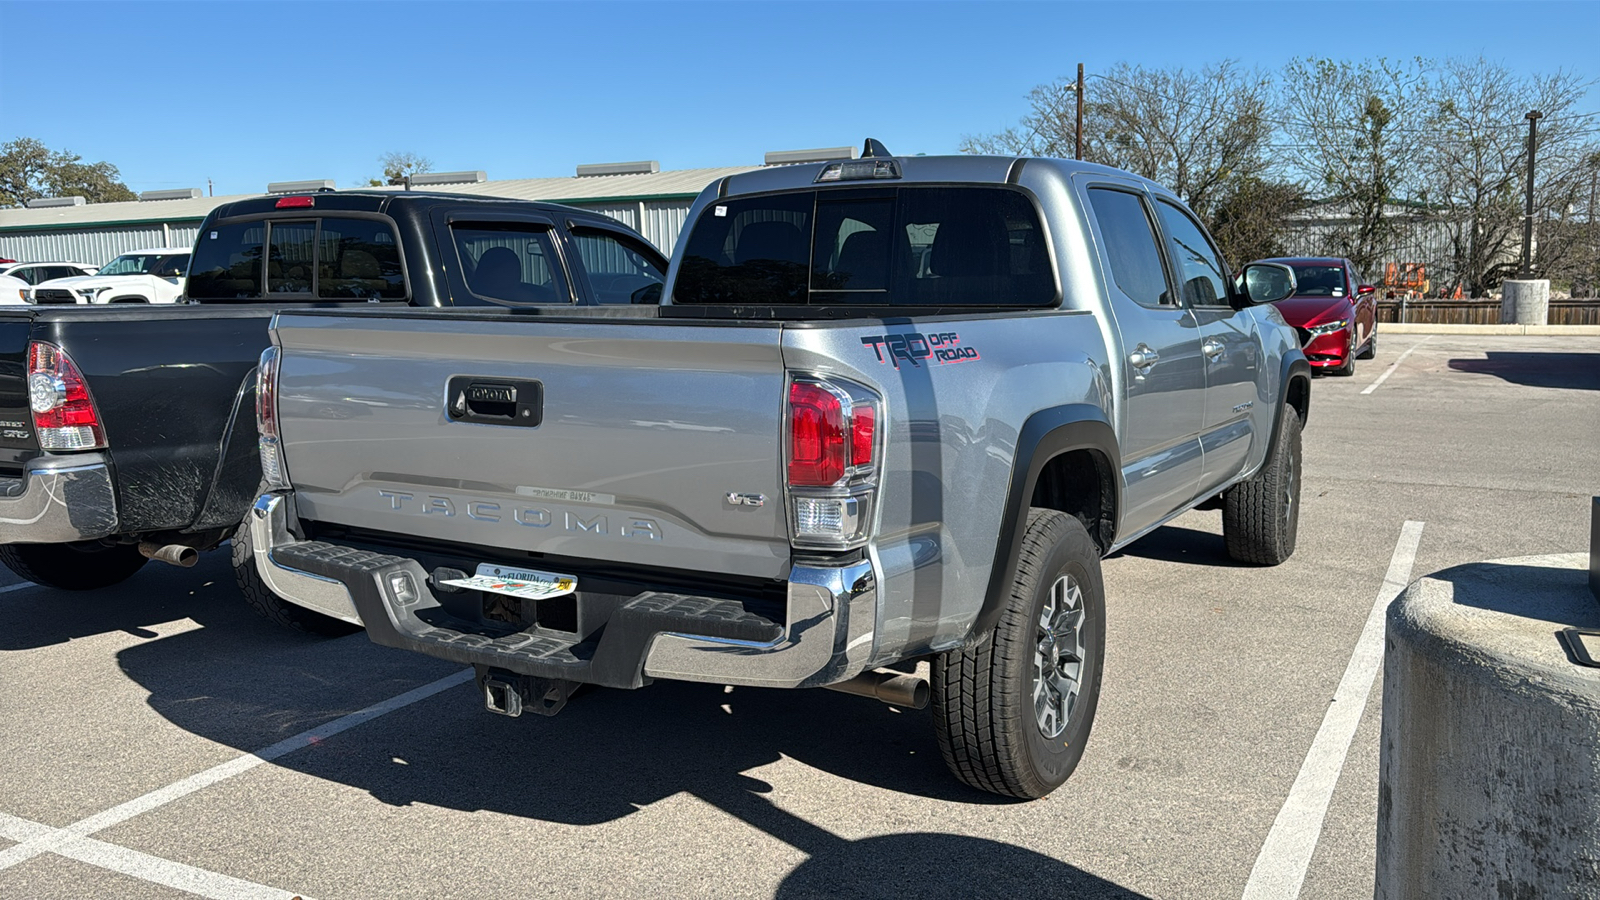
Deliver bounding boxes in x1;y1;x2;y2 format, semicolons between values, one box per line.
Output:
1447;352;1600;391
0;552;260;651
1110;522;1241;567
96;555;1152;897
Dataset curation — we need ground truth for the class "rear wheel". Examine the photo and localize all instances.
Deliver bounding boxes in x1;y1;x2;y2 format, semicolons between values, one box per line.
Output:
932;509;1105;798
0;542;147;590
231;520;361;636
1223;406;1302;565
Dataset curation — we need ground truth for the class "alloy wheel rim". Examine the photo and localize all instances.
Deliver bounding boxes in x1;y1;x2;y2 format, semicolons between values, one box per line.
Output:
1033;573;1086;739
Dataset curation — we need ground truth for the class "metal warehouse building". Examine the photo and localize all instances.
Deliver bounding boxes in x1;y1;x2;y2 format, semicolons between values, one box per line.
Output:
0;160;785;265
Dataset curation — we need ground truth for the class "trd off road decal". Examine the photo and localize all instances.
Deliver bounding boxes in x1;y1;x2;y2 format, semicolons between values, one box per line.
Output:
860;332;981;369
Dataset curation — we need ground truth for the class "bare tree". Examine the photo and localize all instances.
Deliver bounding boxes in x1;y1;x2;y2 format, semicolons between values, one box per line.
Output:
1420;59;1599;295
1278;57;1430;274
378;151;433;187
962;61;1276;223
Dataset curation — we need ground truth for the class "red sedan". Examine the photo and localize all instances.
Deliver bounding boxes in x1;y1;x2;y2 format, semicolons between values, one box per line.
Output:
1255;256;1378;376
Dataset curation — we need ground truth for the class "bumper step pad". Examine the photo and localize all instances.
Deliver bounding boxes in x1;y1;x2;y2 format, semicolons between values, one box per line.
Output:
273;540;781;689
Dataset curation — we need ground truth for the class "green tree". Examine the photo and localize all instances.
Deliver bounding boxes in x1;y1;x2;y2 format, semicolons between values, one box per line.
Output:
1208;177;1307;267
0;138;136;208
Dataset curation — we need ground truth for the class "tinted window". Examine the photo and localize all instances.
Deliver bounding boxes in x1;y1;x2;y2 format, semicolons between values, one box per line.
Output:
1088;188;1170;307
1291;265;1348;297
268;222;315;293
1155;201;1230;307
453;224;568;305
189;222;265;299
15;266;46;285
96;255;166;276
675;187;1053;307
156;254;189;278
675;192;812;305
46;266;80;281
319;217;404;299
572;229;666;304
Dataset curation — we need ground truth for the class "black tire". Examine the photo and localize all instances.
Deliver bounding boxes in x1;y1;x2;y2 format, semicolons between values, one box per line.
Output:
0;542;147;590
1223;406;1302;565
932;509;1106;799
231;520;361;636
1357;333;1377;360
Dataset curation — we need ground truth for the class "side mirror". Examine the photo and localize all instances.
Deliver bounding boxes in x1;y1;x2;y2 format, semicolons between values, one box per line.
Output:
1240;262;1297;305
630;282;663;305
1357;283;1376;296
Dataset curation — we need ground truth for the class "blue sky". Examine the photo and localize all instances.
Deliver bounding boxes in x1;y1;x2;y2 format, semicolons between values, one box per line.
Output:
2;1;1596;197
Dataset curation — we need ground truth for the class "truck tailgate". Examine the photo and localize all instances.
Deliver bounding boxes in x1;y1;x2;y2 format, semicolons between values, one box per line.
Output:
273;312;791;579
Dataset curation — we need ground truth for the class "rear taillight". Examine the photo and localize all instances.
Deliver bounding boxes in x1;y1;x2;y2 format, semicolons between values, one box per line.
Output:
785;375;880;550
256;346;288;488
28;342;105;450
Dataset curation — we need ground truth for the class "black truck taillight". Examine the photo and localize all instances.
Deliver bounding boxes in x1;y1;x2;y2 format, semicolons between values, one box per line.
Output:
256;346;288;488
28;341;106;450
785;375;880;550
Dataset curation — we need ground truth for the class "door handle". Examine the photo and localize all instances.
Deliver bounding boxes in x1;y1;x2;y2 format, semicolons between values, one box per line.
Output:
1202;339;1225;360
1128;344;1160;371
447;376;543;427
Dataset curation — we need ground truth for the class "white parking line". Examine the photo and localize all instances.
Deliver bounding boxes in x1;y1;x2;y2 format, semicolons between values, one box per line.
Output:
0;667;472;885
0;811;310;900
1361;337;1432;395
1240;520;1425;900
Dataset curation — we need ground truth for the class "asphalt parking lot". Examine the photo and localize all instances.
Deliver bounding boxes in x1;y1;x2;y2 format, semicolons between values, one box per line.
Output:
0;333;1595;900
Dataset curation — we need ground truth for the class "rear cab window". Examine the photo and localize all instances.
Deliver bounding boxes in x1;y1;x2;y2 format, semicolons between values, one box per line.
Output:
188;216;404;302
672;186;1055;307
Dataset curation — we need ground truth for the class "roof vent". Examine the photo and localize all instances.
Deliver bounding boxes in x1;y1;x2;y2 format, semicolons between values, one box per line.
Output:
408;170;488;186
139;188;204;201
575;160;660;177
266;179;337;194
25;196;87;208
763;146;858;166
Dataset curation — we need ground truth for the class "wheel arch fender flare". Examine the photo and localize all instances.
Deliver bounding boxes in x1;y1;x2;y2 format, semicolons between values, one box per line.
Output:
1264;353;1312;472
968;404;1120;648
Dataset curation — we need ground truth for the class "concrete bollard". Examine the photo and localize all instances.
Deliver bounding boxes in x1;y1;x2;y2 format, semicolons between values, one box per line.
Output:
1378;553;1600;898
1500;279;1551;325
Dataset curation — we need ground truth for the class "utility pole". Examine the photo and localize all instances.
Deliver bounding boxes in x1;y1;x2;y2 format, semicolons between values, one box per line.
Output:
1075;63;1085;161
1521;110;1543;278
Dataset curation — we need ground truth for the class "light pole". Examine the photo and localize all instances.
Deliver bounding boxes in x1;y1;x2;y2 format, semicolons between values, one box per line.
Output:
1521;110;1543;278
1076;63;1085;161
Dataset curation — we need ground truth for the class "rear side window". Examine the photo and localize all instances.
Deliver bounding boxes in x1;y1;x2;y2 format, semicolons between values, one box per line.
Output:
318;218;404;300
187;221;265;299
673;187;1054;307
453;224;568;305
571;229;667;304
1088;188;1170;307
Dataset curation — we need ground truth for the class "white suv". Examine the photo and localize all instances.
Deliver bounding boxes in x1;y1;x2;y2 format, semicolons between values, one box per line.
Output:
0;261;99;304
29;248;190;305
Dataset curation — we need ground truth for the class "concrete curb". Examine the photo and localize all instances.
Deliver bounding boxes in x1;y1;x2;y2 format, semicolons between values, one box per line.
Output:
1377;553;1600;898
1378;323;1600;335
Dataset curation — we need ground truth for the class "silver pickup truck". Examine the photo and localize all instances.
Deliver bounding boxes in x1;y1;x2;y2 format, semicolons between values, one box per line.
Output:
248;147;1310;798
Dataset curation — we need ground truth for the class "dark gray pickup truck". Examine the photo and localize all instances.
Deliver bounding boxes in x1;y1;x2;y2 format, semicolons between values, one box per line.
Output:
0;191;667;597
250;149;1311;797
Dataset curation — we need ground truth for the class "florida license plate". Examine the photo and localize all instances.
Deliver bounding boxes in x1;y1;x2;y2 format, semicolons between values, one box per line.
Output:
438;564;577;601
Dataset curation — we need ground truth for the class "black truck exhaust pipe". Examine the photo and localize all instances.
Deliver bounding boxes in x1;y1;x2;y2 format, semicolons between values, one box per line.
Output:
824;670;930;709
138;542;198;568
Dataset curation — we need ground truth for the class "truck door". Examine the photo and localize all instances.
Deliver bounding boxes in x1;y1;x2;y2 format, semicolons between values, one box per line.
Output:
1082;185;1205;538
1150;200;1262;497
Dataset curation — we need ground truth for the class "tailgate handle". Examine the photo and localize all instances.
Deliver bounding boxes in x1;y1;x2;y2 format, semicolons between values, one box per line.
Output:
447;376;543;427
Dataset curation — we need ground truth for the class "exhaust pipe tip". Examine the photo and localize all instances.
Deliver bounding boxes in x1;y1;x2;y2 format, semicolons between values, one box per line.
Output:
824;670;930;709
138;542;199;568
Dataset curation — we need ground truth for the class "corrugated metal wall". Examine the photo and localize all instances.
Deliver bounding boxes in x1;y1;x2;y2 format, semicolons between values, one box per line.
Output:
0;223;194;266
564;200;693;257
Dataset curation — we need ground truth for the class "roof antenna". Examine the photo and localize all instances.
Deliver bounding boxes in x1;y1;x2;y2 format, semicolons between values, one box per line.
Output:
861;138;892;159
